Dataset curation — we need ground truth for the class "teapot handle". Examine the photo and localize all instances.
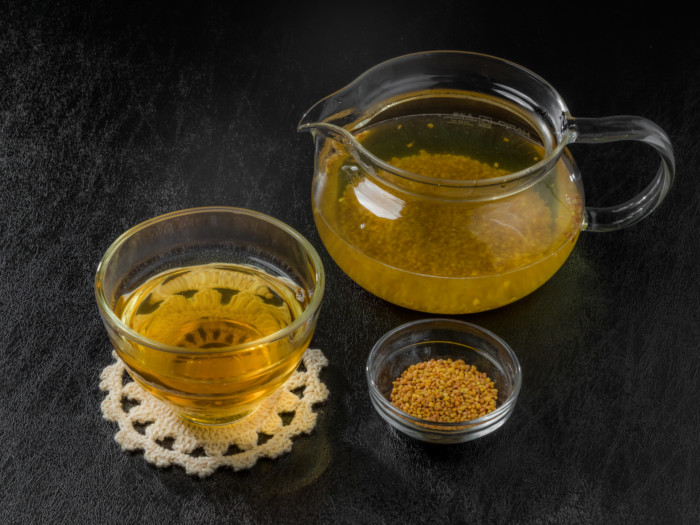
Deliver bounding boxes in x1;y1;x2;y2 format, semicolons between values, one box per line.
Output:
569;116;675;232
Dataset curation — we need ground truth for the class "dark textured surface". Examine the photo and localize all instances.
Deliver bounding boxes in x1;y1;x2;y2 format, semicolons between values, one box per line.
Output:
1;2;698;524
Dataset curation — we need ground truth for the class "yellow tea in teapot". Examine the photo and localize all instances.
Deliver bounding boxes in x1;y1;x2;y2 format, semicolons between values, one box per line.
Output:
114;263;308;422
303;52;673;314
312;112;583;313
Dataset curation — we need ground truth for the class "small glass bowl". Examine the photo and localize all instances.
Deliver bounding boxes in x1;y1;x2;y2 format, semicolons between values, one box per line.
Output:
366;318;522;444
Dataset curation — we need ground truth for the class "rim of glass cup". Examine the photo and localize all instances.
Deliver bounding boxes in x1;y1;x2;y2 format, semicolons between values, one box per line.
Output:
94;206;326;355
365;318;522;430
299;49;575;190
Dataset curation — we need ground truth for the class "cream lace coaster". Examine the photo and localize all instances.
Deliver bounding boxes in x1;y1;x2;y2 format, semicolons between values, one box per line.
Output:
99;348;329;477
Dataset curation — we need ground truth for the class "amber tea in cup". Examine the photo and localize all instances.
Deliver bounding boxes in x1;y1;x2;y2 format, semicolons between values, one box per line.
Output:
95;207;325;426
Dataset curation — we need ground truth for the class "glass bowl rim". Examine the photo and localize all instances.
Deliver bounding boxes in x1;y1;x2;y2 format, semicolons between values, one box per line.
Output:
366;318;522;430
94;206;325;355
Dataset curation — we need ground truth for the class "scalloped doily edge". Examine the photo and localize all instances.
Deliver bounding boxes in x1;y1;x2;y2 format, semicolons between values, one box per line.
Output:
99;348;329;477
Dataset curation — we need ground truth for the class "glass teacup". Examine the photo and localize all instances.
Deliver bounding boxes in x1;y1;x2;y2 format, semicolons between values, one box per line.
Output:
95;207;325;426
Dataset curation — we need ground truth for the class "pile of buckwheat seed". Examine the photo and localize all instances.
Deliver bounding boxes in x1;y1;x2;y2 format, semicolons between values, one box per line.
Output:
390;358;498;422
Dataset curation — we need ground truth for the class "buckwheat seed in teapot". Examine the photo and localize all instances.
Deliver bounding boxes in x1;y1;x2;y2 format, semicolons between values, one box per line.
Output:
390;358;498;422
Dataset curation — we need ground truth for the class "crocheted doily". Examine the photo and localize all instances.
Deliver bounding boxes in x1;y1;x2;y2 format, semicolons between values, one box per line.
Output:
99;348;328;477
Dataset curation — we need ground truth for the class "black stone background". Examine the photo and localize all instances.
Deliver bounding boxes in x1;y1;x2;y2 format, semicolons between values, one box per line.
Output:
1;2;698;524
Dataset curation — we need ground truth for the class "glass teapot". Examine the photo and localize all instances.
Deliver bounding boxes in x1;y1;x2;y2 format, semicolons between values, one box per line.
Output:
298;51;675;314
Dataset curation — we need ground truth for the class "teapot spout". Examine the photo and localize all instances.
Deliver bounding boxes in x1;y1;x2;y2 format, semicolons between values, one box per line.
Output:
297;120;352;144
297;84;361;140
297;82;382;172
298;102;375;177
